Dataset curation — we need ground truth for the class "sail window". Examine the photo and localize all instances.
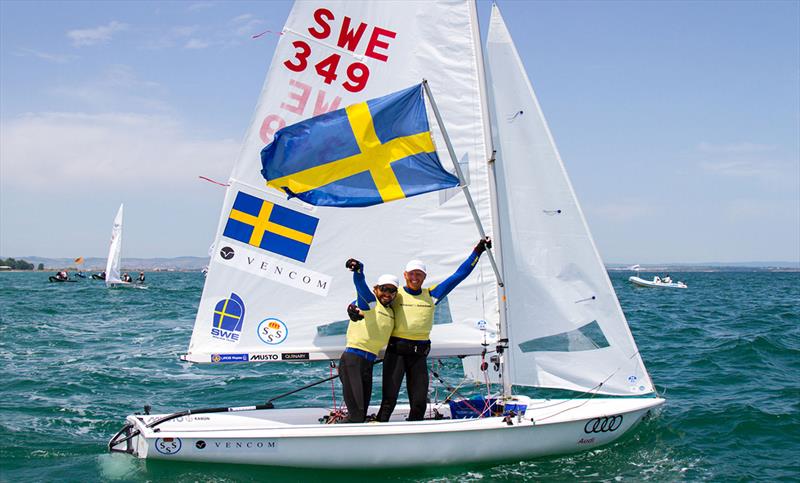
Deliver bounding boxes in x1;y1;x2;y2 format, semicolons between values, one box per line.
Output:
433;297;453;325
316;319;349;337
518;320;609;352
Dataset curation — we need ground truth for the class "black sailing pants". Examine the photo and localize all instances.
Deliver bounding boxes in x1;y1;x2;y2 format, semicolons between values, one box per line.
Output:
338;352;373;423
376;341;430;422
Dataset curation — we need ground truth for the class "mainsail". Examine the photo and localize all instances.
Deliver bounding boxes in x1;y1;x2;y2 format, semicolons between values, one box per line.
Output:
105;204;124;287
482;5;654;396
185;1;498;363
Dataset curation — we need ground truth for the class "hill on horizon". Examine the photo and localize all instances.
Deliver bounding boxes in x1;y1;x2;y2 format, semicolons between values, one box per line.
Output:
7;256;208;271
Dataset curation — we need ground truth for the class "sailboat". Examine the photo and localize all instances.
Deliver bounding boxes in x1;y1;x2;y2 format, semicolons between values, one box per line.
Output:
104;204;144;289
109;1;663;467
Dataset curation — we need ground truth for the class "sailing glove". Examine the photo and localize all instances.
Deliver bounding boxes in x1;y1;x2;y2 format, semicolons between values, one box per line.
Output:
474;237;492;254
347;303;364;321
345;258;363;273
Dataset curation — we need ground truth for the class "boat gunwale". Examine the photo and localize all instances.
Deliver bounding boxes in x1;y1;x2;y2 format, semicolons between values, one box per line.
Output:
127;397;664;439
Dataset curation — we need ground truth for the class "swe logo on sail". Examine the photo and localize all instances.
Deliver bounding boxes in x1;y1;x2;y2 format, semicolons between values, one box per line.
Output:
211;293;245;342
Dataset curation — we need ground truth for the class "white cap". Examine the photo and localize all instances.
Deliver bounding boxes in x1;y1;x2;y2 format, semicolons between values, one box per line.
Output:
404;259;427;274
376;274;399;287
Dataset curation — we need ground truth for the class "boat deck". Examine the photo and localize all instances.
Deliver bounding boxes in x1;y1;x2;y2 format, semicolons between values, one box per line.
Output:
128;397;663;439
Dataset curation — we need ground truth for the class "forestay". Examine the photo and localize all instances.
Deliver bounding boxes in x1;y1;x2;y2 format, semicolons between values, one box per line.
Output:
105;204;124;287
482;5;654;396
184;1;498;363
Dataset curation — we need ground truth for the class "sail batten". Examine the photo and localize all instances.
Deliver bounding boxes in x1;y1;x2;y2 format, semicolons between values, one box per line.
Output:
483;5;654;396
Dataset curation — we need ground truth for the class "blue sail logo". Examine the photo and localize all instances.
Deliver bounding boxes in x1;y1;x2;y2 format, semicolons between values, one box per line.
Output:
211;293;245;342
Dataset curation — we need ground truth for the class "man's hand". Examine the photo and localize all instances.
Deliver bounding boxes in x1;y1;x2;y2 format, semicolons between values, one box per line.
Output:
347;303;364;321
345;258;363;272
475;237;492;254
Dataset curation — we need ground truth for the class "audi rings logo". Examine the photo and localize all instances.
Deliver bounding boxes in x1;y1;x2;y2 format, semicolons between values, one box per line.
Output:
583;415;623;433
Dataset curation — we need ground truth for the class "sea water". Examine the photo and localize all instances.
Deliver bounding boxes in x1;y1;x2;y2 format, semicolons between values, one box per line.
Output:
0;271;798;481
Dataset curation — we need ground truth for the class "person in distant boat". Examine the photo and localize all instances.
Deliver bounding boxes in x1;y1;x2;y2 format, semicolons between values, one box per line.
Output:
137;272;145;283
121;272;132;283
663;274;672;283
340;260;398;423
351;237;492;423
55;271;69;281
654;276;661;283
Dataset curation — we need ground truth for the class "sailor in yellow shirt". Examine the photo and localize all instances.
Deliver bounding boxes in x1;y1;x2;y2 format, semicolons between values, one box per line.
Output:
349;238;491;422
338;261;398;423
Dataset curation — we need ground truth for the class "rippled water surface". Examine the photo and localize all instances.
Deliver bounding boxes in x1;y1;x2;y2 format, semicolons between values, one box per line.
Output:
1;271;798;481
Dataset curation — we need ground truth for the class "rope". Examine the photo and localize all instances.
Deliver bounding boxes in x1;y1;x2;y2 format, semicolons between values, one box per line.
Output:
428;352;654;423
329;362;340;413
198;175;229;187
482;351;492;398
320;362;348;424
528;368;622;423
252;29;284;39
430;361;495;418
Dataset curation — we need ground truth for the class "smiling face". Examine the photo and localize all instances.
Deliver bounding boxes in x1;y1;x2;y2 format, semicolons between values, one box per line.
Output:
373;284;398;306
403;269;426;291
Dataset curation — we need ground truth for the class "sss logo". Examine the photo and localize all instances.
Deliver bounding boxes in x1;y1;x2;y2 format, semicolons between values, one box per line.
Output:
155;437;182;455
257;318;288;345
220;246;235;260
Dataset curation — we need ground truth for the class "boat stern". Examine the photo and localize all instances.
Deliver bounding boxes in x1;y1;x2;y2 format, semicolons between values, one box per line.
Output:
108;415;150;458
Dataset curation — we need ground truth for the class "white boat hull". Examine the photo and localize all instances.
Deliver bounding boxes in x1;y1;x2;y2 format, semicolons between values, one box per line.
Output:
110;397;664;468
107;282;147;289
629;276;687;289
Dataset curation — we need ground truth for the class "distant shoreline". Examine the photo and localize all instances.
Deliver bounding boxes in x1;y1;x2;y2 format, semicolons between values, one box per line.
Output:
1;255;798;272
607;267;800;273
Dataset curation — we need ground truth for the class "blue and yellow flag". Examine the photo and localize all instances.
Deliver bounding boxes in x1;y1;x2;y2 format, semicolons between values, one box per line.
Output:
223;191;319;263
261;84;459;207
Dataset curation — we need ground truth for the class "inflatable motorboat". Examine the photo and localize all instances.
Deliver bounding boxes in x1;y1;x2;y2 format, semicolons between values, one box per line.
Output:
49;276;77;283
629;276;687;289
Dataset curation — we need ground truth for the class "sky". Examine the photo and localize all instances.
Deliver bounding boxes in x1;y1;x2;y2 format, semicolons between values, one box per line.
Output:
1;0;798;264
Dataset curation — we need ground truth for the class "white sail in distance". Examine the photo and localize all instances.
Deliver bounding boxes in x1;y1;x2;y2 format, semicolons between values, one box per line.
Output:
483;5;654;396
184;1;498;363
105;204;124;287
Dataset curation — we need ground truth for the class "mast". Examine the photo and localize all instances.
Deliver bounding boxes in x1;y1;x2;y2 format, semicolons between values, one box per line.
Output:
470;0;512;397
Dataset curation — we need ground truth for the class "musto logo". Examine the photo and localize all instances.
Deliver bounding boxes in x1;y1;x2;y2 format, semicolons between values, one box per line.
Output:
155;437;182;455
211;293;245;342
257;318;288;345
583;415;623;433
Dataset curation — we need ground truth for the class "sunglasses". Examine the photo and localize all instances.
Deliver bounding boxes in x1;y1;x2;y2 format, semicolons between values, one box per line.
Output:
377;285;398;293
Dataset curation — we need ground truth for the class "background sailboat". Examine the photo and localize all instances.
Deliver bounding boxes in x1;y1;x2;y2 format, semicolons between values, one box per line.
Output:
104;204;126;287
109;0;663;467
104;204;146;289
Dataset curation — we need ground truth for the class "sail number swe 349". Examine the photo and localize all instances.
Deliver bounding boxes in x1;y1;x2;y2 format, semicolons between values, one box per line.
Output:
283;8;397;93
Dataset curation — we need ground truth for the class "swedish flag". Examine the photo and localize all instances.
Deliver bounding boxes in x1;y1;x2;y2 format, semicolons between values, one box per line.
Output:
261;83;459;207
223;191;319;263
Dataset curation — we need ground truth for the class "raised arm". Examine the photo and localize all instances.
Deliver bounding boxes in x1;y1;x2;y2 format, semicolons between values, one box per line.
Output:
347;258;375;310
429;238;491;304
